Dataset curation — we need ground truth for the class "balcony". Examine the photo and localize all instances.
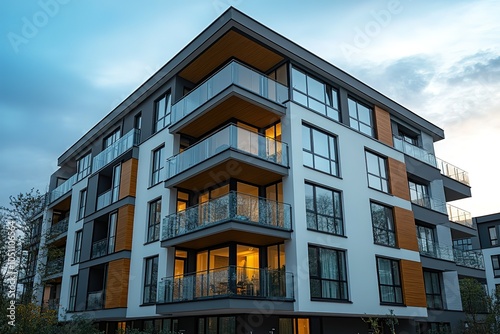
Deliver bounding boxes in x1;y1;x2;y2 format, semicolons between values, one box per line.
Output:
91;238;108;259
437;158;470;186
447;204;473;229
92;129;140;173
410;192;447;215
44;298;60;311
393;135;437;166
453;249;484;270
49;174;77;204
417;238;455;262
87;291;104;310
158;266;294;304
96;190;112;211
162;191;292;248
171;60;288;127
48;217;69;239
45;257;64;277
165;124;289;189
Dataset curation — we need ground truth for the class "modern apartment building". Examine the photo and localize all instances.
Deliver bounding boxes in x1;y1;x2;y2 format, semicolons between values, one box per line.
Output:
475;213;500;294
20;7;486;334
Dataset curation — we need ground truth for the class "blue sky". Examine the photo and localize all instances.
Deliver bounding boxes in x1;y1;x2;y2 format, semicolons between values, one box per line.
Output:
0;0;499;216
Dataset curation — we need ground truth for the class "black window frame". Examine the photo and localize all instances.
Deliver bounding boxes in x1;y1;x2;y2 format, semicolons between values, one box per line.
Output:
103;128;121;149
423;271;443;309
308;245;348;301
73;230;83;264
78;188;87;220
154;92;172;133
365;151;389;193
151;145;164;186
376;257;403;305
76;152;92;181
68;275;78;312
348;97;374;137
302;124;339;176
147;198;162;243
370;202;396;247
143;256;159;304
305;183;344;236
489;226;498;246
492;255;500;277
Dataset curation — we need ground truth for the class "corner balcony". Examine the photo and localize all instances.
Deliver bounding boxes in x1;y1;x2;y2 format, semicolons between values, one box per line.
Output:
92;129;140;173
437;158;471;201
161;191;292;249
447;204;474;229
165;124;289;190
47;217;69;240
410;193;448;215
169;60;288;138
157;266;294;315
417;238;455;262
49;174;77;204
393;135;437;166
437;158;470;186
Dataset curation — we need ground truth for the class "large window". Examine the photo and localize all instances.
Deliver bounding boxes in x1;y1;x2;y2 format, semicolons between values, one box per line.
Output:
302;124;339;176
308;246;348;300
376;257;403;304
68;275;78;312
198;316;236;334
305;183;343;235
73;230;83;264
489;227;498;246
76;153;92;181
111;164;121;202
143;256;159;304
154;92;172;132
292;67;340;121
77;189;87;220
151;146;164;186
492;255;500;277
147;198;162;242
365;151;389;192
371;202;395;247
348;97;374;137
424;271;443;309
409;181;431;208
103;128;121;149
453;238;472;251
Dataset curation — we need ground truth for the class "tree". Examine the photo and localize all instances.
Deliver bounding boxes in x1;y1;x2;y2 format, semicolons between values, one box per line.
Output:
459;278;500;334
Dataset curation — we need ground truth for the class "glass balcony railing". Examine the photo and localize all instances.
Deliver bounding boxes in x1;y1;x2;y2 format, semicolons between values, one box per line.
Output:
49;174;77;203
91;238;108;259
453;248;484;270
437;158;470;186
447;204;473;228
393;135;437;166
48;217;69;238
45;257;64;276
96;190;112;211
165;124;289;180
162;191;292;241
92;129;140;172
158;266;294;303
171;60;288;125
417;238;455;262
44;298;60;311
87;291;104;310
410;192;447;214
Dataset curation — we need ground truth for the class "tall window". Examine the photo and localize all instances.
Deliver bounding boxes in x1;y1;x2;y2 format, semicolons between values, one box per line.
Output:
348;97;373;137
365;151;389;192
143;256;159;304
108;212;117;254
78;189;87;220
68;275;78;312
103;128;121;149
376;257;403;304
292;67;340;121
489;227;498;246
492;255;500;277
305;183;343;235
134;113;142;140
302;124;339;176
424;271;443;309
416;225;436;255
147;198;162;242
73;230;83;264
155;92;172;132
371;202;396;247
111;164;121;203
77;153;92;181
417;322;451;334
308;246;348;300
151;146;164;186
409;181;431;208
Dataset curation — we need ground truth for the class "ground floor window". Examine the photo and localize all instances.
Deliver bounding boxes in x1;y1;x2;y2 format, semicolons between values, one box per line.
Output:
198;316;235;334
417;322;451;334
279;318;310;334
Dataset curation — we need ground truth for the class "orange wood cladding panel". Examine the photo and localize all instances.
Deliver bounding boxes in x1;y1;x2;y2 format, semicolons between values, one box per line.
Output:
115;205;134;252
388;158;410;201
394;207;419;252
105;258;130;309
374;106;393;146
119;158;138;200
400;259;427;308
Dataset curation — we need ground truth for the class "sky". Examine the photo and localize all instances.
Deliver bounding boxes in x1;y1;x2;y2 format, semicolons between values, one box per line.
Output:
0;0;499;217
